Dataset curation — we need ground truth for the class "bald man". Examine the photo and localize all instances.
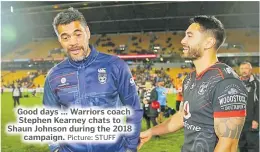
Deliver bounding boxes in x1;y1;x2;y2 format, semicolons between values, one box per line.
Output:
239;62;259;152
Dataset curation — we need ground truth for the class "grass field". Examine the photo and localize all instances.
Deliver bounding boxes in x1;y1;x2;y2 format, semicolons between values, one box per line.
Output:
1;93;184;152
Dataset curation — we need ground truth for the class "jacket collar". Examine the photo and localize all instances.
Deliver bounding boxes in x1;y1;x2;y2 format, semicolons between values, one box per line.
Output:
241;75;256;82
68;45;99;68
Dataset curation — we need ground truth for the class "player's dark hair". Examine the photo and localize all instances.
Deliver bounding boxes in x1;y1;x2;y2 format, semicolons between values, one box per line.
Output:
189;15;226;50
53;7;87;35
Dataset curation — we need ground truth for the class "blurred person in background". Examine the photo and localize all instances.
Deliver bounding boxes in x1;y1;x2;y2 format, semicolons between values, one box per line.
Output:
239;62;259;152
142;82;159;130
175;77;184;111
12;83;22;108
155;78;168;123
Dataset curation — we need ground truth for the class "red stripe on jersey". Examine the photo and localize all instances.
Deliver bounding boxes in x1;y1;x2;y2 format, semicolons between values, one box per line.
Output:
195;62;224;80
196;67;225;80
214;110;246;118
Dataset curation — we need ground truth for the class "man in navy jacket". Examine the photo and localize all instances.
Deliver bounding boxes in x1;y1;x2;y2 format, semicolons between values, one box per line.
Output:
43;7;143;152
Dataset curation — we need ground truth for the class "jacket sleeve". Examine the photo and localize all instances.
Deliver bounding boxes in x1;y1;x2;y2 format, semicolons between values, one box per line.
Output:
253;78;259;123
42;74;61;152
115;59;143;152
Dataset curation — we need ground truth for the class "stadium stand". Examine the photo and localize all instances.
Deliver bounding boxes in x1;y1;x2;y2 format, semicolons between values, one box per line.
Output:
3;29;258;60
218;29;259;53
33;74;46;88
2;70;37;87
1;28;259;89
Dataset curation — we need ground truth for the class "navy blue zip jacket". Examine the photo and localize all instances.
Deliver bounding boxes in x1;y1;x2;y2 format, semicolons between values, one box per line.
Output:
43;46;143;152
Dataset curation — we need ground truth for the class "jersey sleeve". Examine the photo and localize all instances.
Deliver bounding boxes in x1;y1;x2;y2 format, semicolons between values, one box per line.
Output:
211;78;248;118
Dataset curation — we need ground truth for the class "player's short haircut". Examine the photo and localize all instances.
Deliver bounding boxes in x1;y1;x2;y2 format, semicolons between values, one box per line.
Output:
53;7;87;36
189;15;226;50
240;61;252;69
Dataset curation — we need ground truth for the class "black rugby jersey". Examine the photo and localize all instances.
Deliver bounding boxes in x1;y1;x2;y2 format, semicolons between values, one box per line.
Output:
181;62;248;152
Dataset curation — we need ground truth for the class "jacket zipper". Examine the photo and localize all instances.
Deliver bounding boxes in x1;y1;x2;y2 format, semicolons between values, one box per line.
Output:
78;66;93;152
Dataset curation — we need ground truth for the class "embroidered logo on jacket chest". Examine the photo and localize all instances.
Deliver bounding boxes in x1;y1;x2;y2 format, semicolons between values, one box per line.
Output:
98;68;107;84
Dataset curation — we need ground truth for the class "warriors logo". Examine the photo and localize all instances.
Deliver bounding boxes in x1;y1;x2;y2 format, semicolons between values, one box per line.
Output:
98;68;107;84
198;82;209;95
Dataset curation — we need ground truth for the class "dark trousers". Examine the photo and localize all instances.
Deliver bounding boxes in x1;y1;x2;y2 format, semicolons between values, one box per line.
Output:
239;129;259;152
176;101;181;111
143;114;157;129
13;96;20;107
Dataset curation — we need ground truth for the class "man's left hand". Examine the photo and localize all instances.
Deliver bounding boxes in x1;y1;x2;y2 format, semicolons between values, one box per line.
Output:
252;120;259;129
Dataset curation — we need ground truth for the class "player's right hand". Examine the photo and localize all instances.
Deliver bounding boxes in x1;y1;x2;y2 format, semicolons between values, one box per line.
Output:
138;129;153;150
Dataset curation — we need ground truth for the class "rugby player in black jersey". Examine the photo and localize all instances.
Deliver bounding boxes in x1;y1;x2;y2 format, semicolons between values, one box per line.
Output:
139;15;247;152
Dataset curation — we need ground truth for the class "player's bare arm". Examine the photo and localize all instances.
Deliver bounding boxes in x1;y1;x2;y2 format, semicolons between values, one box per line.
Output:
214;117;245;152
138;102;184;150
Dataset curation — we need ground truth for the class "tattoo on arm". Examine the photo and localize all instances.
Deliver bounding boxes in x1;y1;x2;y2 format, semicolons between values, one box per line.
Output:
214;117;245;139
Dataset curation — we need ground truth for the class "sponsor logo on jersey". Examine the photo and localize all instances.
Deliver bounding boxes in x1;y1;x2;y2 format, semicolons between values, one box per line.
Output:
227;88;238;95
218;84;247;111
183;101;191;119
224;67;239;78
184;121;202;132
219;94;246;105
98;68;107;84
183;101;202;132
224;67;233;74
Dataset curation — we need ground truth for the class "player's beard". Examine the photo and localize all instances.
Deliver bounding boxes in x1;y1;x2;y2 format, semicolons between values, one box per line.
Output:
67;46;88;62
181;45;203;61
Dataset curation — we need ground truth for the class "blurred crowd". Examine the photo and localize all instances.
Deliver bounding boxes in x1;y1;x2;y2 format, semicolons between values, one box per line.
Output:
2;71;42;89
132;65;173;88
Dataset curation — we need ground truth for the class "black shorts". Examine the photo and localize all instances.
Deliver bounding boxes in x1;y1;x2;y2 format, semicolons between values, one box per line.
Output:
160;105;166;112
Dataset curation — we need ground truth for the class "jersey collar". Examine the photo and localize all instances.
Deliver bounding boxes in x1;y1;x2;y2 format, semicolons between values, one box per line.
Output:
195;61;220;79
